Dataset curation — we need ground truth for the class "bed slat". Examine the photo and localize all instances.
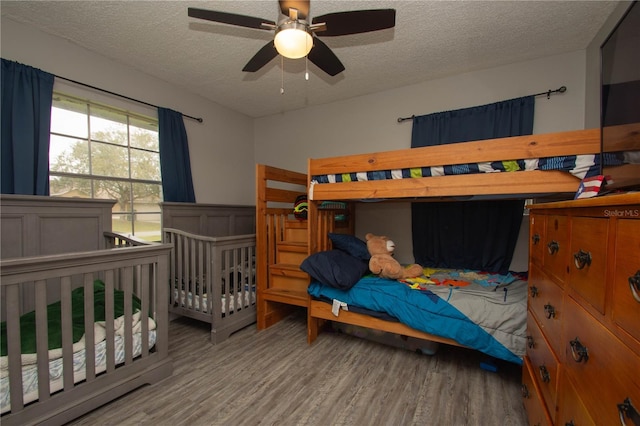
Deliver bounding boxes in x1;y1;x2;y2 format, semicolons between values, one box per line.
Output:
6;285;24;412
140;264;150;357
34;280;50;403
105;270;116;373
123;266;134;365
61;277;74;392
84;275;96;382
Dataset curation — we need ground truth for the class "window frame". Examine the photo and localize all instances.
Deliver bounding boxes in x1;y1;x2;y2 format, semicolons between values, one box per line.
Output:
49;92;163;241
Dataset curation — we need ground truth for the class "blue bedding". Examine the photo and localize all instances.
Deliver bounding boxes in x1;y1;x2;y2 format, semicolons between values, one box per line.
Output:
308;273;528;365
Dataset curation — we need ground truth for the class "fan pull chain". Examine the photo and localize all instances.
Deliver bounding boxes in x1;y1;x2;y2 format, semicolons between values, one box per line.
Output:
305;36;310;81
305;57;309;80
280;55;285;94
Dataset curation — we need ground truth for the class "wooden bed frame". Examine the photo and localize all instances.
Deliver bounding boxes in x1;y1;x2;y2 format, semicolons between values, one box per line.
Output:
254;126;640;355
307;128;600;202
304;128;607;346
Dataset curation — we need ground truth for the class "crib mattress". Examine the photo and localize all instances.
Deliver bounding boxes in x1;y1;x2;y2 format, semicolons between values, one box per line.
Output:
0;315;156;414
174;285;256;314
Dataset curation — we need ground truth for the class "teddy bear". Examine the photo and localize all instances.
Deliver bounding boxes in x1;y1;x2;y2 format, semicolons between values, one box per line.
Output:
365;233;423;280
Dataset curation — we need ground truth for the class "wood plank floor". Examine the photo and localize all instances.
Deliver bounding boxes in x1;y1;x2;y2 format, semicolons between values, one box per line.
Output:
69;312;528;425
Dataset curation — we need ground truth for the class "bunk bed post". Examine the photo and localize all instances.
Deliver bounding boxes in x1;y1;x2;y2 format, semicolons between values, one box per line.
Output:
255;164;269;329
307;169;320;342
307;173;319;256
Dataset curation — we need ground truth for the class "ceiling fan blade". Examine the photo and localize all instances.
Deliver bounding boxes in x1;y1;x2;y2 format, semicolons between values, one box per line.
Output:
279;0;310;20
312;9;396;36
188;7;275;30
242;41;278;72
307;37;345;76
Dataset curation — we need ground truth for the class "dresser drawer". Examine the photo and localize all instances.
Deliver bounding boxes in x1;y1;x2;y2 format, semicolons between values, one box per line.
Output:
568;216;609;314
543;215;569;285
522;356;553;426
530;213;546;268
529;265;564;356
526;313;560;416
563;296;640;426
557;372;595;426
611;218;640;344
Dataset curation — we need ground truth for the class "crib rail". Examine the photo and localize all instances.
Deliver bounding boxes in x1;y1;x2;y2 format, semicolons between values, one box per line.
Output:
104;231;153;248
0;244;172;425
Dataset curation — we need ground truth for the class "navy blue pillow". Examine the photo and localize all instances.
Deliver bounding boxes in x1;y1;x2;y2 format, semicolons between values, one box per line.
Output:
301;250;369;290
328;233;370;261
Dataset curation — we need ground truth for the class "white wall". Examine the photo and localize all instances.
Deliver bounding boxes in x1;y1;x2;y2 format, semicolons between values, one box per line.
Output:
254;50;588;169
254;50;589;268
1;18;255;206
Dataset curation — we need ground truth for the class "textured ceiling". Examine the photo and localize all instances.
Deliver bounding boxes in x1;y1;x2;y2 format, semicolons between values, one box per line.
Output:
1;0;620;118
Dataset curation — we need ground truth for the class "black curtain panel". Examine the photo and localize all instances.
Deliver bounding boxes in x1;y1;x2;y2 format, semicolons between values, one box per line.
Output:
411;96;534;273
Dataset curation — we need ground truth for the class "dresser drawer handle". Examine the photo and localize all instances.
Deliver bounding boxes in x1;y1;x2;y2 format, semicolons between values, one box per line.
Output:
569;337;589;363
630;271;640;303
530;286;538;298
521;383;530;399
532;233;540;245
527;335;535;349
544;303;555;319
539;365;550;383
565;422;575;426
547;241;559;255
618;397;640;426
573;249;592;270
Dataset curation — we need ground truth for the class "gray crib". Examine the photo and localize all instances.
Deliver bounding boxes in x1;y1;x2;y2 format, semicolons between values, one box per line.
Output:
161;202;257;343
164;228;256;343
0;195;172;426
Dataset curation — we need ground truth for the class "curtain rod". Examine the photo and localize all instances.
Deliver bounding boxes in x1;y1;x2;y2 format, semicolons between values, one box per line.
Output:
55;75;204;123
396;85;567;123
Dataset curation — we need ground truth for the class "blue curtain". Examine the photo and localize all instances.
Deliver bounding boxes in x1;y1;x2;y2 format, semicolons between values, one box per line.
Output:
158;107;196;203
411;96;534;273
1;59;54;195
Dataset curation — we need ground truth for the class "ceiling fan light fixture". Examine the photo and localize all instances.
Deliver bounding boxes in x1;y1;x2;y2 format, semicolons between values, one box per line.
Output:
274;22;313;59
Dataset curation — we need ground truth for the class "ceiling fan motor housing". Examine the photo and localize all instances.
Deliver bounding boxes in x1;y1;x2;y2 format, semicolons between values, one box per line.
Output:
274;21;313;58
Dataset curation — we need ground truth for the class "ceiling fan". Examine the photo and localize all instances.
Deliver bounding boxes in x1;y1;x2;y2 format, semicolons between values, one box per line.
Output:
187;0;396;77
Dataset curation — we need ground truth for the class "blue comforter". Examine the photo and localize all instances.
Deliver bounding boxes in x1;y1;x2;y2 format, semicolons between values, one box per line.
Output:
308;275;527;365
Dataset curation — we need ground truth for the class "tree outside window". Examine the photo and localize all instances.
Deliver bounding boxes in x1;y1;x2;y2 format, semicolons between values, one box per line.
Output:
49;94;162;241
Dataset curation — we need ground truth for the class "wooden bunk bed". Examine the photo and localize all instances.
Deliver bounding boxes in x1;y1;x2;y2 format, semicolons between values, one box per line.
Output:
254;127;640;362
302;127;619;359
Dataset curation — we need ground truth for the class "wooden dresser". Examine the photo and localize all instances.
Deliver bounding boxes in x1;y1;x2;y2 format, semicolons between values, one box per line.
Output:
522;193;640;425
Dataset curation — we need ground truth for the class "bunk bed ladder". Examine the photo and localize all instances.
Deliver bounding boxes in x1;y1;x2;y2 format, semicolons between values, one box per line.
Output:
256;164;309;329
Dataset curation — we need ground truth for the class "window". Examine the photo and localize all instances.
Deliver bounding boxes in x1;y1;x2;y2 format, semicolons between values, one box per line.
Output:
49;93;162;241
